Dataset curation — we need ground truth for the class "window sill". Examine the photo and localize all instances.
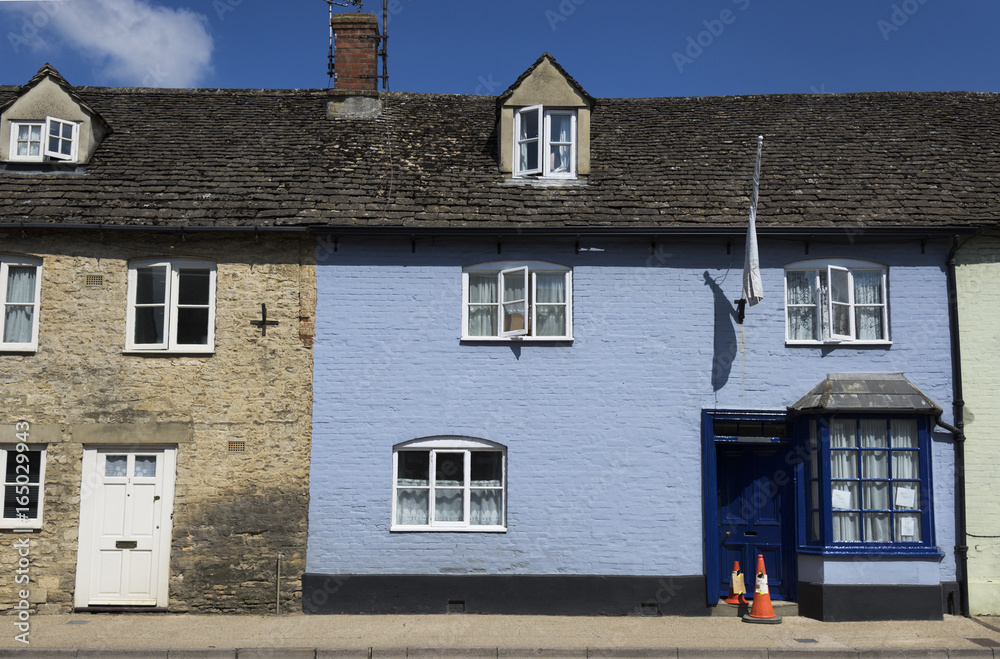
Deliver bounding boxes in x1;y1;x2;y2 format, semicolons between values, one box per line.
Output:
391;525;507;533
461;336;573;343
503;177;586;188
786;340;892;347
0;347;37;354
0;523;42;531
123;349;215;356
798;544;943;558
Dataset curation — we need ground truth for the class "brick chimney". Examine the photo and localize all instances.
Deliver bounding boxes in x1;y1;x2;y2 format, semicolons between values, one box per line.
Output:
330;12;379;91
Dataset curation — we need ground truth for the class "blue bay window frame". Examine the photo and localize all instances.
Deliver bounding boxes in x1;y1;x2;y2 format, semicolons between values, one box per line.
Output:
796;414;940;557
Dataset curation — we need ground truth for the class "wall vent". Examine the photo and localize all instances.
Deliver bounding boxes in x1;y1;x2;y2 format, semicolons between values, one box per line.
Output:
227;440;246;453
85;274;104;287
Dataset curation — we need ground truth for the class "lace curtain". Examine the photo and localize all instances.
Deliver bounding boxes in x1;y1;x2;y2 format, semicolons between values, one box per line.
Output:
549;113;571;173
4;266;36;343
467;274;497;337
853;270;884;340
535;273;566;336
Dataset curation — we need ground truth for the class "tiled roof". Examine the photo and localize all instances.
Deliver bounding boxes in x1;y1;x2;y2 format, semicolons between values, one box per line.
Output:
1;82;998;230
788;373;943;415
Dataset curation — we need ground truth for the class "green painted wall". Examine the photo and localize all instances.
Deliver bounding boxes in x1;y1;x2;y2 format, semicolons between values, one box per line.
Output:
956;235;1000;615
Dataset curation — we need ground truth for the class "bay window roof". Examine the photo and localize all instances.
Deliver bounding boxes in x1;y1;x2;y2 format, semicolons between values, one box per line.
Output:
789;373;943;416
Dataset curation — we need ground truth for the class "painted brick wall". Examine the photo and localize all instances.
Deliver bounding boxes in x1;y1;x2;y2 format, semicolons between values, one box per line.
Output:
956;235;1000;614
0;229;314;614
309;235;956;585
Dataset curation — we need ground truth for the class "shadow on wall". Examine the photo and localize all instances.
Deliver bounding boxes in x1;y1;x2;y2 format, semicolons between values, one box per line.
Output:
703;271;737;392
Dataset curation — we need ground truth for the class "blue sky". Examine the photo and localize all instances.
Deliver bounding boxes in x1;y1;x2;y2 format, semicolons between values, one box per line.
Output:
1;0;998;97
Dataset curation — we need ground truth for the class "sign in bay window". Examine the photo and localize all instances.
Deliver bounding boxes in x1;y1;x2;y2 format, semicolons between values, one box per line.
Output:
0;257;42;352
392;438;506;531
126;259;216;352
463;261;572;340
785;259;889;344
514;105;577;178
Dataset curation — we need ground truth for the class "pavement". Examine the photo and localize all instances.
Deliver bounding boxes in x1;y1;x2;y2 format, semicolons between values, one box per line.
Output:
1;612;1000;658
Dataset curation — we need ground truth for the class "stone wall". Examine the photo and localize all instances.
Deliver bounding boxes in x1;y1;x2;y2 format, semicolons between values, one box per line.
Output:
0;228;314;613
956;235;1000;615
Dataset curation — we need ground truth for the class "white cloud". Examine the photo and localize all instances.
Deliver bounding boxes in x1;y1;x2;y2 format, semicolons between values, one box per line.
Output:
17;0;214;87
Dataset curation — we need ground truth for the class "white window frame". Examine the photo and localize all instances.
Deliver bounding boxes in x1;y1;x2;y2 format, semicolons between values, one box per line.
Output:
513;106;577;179
1;443;46;530
784;258;890;345
8;117;79;163
125;258;217;353
462;261;573;341
391;437;506;532
0;256;42;352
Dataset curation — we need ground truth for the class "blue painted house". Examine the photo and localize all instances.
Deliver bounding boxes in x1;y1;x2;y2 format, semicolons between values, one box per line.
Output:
306;17;993;620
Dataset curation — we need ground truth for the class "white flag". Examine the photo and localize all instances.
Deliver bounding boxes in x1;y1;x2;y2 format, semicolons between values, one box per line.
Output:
742;135;764;307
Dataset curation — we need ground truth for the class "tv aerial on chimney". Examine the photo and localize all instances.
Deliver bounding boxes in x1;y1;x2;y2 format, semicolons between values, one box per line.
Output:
324;0;389;90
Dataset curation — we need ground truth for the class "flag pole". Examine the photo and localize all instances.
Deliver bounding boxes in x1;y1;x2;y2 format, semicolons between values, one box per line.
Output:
736;135;764;324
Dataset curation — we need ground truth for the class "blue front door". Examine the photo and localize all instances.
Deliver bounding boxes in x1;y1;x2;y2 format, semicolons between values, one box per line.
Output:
716;446;793;600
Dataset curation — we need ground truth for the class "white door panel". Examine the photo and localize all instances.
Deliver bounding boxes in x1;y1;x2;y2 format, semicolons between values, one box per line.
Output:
75;448;175;608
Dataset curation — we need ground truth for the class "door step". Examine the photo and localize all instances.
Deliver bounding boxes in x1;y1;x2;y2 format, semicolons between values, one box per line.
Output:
711;599;798;617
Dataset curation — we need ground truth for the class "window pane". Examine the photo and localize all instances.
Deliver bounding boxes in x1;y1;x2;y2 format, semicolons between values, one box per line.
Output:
855;307;884;340
890;420;918;448
519;109;539;140
832;511;859;542
397;451;429;485
4;306;33;344
3;484;39;520
105;455;127;478
535;306;566;336
861;451;887;479
787;307;815;340
853;271;883;304
134;456;157;478
550;144;571;173
135;266;167;304
549;113;571;142
535;273;565;303
396;489;428;525
502;270;525;302
434;489;464;522
5;450;41;483
864;480;889;509
471;452;502;486
831;420;857;448
831;482;858;508
519;141;538;172
864;512;891;541
177;269;211;305
470;489;502;526
831;303;851;336
435;452;464;486
830;268;850;304
786;271;813;304
468;274;497;304
134;307;165;344
6;267;36;304
892;450;919;480
810;511;821;541
176;307;209;345
860;419;887;447
468;306;498;337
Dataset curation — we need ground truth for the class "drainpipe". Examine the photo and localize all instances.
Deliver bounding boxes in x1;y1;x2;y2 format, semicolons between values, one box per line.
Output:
944;235;970;617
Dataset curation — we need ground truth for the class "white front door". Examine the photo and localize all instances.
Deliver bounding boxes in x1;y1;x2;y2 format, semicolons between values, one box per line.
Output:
75;448;176;608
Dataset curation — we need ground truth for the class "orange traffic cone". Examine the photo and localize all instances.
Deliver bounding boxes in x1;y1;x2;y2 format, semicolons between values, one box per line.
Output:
723;560;747;605
742;554;782;624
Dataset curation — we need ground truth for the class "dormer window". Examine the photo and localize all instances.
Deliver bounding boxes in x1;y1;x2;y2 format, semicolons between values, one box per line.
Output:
10;117;79;163
514;106;577;178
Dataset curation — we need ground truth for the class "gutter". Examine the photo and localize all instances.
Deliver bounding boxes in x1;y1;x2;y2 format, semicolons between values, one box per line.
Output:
943;234;970;617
